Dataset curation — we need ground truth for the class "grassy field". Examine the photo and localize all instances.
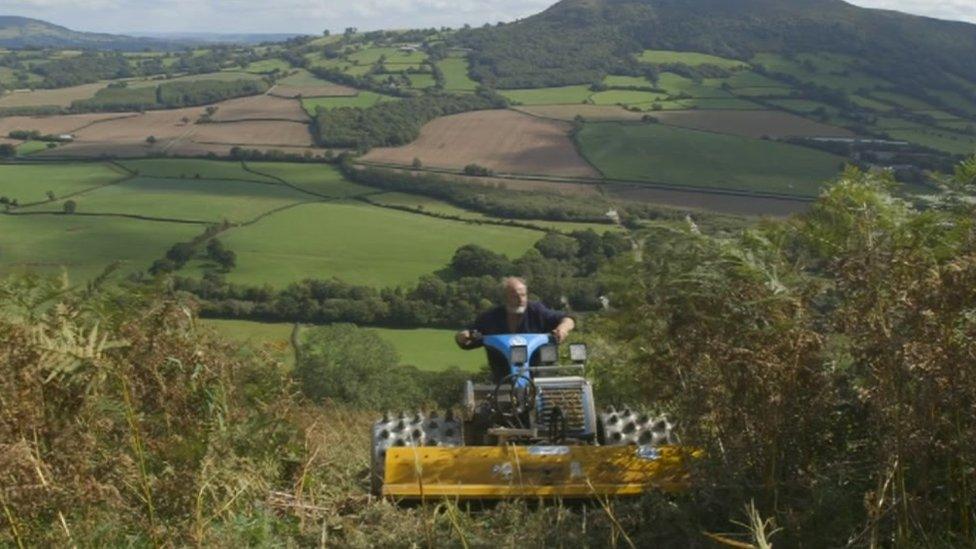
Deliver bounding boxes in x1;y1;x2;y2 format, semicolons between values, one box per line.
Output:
0;162;128;204
278;69;340;87
368;327;484;371
638;50;747;69
370;192;618;234
210;201;542;288
871;91;937;111
500;86;593;105
0;213;201;282
15;141;51;156
657;73;731;98
125;71;264;89
199;318;296;367
577;122;844;197
348;46;426;65
242;162;372;197
437;57;479;91
25;176;312;223
118;158;277;183
302;92;397;114
406;73;436;89
750;53;888;93
590;90;667;106
244;59;292;73
602;75;656;89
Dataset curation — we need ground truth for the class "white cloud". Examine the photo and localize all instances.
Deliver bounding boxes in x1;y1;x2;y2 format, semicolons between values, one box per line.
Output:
847;0;976;23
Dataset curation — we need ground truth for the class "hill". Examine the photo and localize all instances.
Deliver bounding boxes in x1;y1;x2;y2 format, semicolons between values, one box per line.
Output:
458;0;976;91
0;16;185;50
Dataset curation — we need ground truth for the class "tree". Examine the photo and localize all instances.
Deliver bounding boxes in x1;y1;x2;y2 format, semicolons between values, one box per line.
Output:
0;144;15;158
46;191;56;201
293;324;424;408
411;157;423;169
450;244;515;278
322;29;330;37
146;135;157;145
62;200;77;214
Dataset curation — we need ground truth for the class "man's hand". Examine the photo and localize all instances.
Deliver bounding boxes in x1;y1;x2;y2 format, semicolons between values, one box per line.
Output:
455;329;482;349
551;317;575;344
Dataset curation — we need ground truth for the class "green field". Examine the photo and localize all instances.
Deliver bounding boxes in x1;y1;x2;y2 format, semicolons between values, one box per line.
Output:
25;176;311;223
302;92;397;114
437;57;478;91
406;73;436;89
368;327;484;371
591;90;667;106
0;162;128;204
0;213;201;282
885;127;976;155
750;53;888;93
348;46;426;65
199;318;296;367
199;319;484;371
850;95;892;110
279;69;344;87
118;158;277;183
242;162;372;197
244;59;292;73
500;86;593;105
871;91;936;111
638;50;747;69
577;122;844;197
211;201;542;288
15;140;52;156
602;75;655;89
126;71;264;89
657;73;731;98
370;192;618;234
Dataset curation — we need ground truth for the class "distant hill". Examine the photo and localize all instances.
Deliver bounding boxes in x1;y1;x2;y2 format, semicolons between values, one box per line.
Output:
457;0;976;90
0;16;187;50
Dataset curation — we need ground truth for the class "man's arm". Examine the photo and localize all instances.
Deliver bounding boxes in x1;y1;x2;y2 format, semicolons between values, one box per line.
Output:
551;316;575;343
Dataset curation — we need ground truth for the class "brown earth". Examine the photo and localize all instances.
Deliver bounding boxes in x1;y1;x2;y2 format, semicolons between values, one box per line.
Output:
191;120;314;147
210;95;309;123
362;109;599;178
608;184;811;217
0;83;105;108
514;105;645;122
650;109;854;139
269;84;357;99
0;112;137;136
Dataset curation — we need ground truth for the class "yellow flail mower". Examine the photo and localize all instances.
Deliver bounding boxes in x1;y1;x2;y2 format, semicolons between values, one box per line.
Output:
370;333;697;499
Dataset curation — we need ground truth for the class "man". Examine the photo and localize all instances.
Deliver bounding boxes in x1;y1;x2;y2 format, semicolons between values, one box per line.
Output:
455;277;575;380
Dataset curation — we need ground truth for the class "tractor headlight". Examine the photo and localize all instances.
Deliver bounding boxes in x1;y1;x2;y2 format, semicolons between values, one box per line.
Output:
569;343;588;363
539;344;558;365
511;345;528;365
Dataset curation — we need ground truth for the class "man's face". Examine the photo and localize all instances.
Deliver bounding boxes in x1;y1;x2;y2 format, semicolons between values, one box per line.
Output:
505;283;528;314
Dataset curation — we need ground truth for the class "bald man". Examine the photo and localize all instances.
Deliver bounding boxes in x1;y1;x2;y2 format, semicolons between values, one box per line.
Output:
455;277;575;380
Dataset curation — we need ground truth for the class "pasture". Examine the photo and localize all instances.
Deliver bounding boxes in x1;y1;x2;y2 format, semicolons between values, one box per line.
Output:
244;59;292;73
242;162;372;197
500;86;593;105
602;75;656;89
302;92;397;114
23;176;312;223
369;192;618;234
437;57;478;91
124;71;264;89
361;109;599;178
650;109;853;139
15;141;50;156
0;82;105;108
0;162;128;204
368;327;484;371
514;105;644;122
209;201;542;288
590;90;667;106
348;46;427;65
0;213;201;282
638;50;747;69
118;158;277;182
577;122;844;197
656;73;731;98
199;318;296;367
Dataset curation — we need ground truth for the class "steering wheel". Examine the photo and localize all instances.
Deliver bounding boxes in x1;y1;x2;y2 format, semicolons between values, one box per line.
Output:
492;373;538;420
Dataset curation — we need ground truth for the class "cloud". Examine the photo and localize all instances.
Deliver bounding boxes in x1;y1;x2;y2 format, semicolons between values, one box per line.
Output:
1;0;973;33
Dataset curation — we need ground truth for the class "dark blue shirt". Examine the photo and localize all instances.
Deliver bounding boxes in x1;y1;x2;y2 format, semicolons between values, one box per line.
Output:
466;301;569;381
469;301;568;336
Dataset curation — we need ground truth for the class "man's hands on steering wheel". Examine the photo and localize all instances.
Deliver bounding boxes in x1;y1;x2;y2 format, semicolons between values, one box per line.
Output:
491;373;537;423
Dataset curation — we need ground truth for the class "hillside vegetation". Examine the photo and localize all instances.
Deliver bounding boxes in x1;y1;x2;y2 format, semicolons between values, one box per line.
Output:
2;158;975;546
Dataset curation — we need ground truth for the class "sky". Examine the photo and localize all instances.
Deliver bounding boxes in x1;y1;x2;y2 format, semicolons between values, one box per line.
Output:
1;0;974;35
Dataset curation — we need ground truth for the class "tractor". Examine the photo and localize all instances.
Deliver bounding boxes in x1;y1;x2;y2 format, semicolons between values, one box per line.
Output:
370;332;694;499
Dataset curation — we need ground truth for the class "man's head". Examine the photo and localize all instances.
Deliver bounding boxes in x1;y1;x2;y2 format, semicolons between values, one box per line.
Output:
501;277;528;315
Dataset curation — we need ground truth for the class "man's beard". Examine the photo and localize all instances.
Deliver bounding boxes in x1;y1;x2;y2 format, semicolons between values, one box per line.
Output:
506;304;527;314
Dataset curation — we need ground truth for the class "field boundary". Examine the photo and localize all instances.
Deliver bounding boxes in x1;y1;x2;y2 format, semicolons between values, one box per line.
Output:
2;210;212;224
239;161;374;200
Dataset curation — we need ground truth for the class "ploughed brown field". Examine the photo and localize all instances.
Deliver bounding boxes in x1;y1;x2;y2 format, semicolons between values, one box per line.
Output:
269;83;357;99
0;112;136;136
210;95;310;123
649;109;854;139
362;109;599;178
0;82;105;108
514;105;645;122
191;120;314;147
